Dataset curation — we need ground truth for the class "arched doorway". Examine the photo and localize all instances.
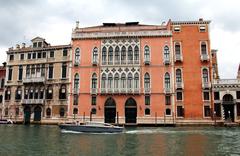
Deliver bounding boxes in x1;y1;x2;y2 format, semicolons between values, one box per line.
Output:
24;106;31;124
125;98;137;124
34;106;42;121
104;97;116;123
222;94;235;122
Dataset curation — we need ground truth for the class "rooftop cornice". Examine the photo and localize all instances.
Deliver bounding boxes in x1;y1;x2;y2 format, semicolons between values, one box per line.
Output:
171;20;211;25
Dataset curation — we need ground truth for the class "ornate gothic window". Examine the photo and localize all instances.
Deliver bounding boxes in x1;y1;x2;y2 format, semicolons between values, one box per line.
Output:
128;46;133;64
74;73;79;92
127;73;133;89
102;47;107;65
176;69;182;83
121;73;126;89
101;73;106;89
165;73;170;89
134;46;139;64
92;47;98;64
108;46;113;65
108;73;113;89
144;45;150;62
114;73;119;89
75;48;80;65
144;73;150;89
92;73;97;89
115;46;120;64
202;69;208;83
134;73;139;89
164;46;170;60
121;46;126;64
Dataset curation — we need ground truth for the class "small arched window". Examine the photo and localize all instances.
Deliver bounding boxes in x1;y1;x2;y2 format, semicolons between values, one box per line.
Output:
108;73;113;89
102;46;107;65
144;45;150;62
115;46;120;64
75;48;80;65
166;108;171;115
134;46;139;64
91;73;97;89
108;46;113;65
128;46;133;64
145;108;150;115
134;73;139;89
91;108;97;114
74;73;79;93
121;46;126;64
165;73;170;89
101;73;106;89
114;73;119;89
127;73;133;89
176;69;182;83
202;69;208;83
73;108;78;115
92;47;98;64
144;73;150;89
121;73;126;89
201;42;207;55
46;108;51;117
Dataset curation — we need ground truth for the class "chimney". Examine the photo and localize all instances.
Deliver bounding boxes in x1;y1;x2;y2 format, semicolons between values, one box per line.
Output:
16;44;20;49
76;21;79;29
2;62;6;67
22;43;26;48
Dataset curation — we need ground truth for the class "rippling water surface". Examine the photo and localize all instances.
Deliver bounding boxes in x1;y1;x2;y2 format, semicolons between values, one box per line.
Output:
0;125;240;156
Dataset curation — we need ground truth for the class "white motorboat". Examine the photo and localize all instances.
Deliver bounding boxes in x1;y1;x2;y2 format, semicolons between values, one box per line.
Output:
0;119;13;124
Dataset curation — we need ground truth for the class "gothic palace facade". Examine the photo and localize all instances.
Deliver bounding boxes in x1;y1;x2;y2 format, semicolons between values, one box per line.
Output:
2;18;240;125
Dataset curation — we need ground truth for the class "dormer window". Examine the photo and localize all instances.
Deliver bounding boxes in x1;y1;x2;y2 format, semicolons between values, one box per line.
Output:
38;42;42;48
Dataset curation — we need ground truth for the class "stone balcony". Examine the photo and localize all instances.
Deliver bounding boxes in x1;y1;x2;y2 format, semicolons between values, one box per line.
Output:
91;88;98;95
176;82;184;89
202;82;211;89
23;77;45;83
175;54;183;62
200;54;209;61
164;87;171;94
164;58;170;65
100;88;140;94
21;99;44;105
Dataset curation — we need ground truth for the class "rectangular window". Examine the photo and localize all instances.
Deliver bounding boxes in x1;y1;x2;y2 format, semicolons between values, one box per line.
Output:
48;64;53;79
38;42;42;48
9;55;14;61
63;48;68;57
203;91;210;101
32;53;36;59
145;95;150;105
37;52;42;59
204;106;211;117
50;51;54;58
33;42;37;48
176;91;183;101
62;63;67;79
214;92;220;100
237;103;240;116
18;66;23;80
214;103;221;117
42;52;46;58
92;96;96;105
199;25;206;32
8;67;12;81
173;26;181;32
20;54;24;60
165;95;171;105
73;94;78;105
237;91;240;99
28;53;31;59
177;106;184;117
1;79;4;88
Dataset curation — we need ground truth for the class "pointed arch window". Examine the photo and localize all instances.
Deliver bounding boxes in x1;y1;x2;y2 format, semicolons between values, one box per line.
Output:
75;48;80;65
92;73;97;89
108;46;113;65
128;46;133;64
59;84;66;99
92;47;98;64
101;73;106;89
127;73;133;89
144;45;150;62
74;74;79;93
144;73;150;89
164;46;170;63
121;73;126;89
176;69;182;83
114;73;119;89
134;46;139;64
115;46;120;64
46;85;53;99
134;73;139;89
121;46;126;64
165;73;170;89
202;69;208;83
102;47;107;65
108;73;113;89
15;87;22;100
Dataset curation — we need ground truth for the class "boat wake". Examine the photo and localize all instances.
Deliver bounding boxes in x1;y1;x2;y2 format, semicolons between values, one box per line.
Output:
61;129;83;134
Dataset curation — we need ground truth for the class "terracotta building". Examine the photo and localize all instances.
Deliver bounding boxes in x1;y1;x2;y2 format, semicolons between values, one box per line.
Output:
4;37;71;123
69;19;214;125
0;63;6;119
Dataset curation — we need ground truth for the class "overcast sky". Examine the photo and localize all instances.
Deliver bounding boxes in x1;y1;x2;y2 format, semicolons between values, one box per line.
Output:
0;0;239;78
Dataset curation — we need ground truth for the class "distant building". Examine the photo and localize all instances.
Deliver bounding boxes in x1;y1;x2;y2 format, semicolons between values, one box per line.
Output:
0;63;6;119
4;37;71;123
69;19;214;125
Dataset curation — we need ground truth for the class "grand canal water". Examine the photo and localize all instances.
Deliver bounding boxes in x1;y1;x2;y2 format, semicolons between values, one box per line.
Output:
0;125;240;156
